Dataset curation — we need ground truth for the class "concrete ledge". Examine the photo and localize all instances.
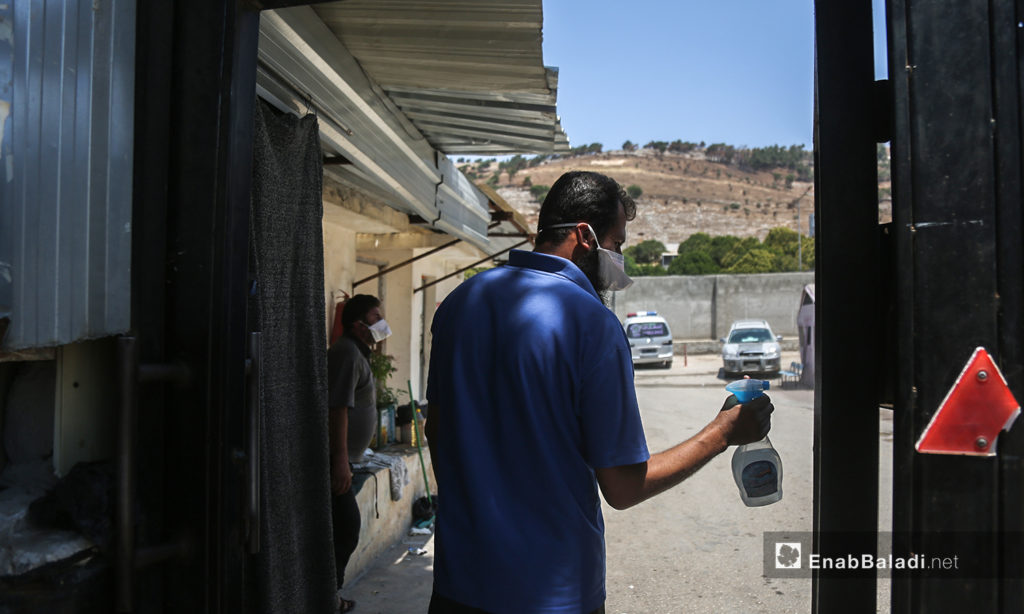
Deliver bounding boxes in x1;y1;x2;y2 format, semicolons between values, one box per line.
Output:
346;444;435;584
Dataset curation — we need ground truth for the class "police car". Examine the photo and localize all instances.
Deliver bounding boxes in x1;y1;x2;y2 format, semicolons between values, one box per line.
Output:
623;311;674;368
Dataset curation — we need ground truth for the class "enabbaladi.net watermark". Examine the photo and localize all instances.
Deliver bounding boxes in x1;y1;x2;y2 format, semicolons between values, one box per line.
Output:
764;532;993;579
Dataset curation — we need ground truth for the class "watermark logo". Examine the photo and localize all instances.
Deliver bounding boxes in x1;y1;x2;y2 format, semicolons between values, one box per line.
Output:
775;542;802;569
763;531;1000;578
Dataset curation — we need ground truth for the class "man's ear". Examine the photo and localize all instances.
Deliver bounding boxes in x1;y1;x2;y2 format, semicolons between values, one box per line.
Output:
574;223;595;250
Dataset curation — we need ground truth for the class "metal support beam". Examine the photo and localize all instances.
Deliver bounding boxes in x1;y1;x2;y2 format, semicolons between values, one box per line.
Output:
812;0;879;612
353;237;461;288
414;239;529;293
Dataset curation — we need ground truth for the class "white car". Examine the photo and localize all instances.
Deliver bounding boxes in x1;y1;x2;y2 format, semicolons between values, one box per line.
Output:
623;311;674;368
721;319;783;376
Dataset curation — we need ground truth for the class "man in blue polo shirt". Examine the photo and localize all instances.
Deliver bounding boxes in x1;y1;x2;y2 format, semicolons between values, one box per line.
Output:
425;171;773;614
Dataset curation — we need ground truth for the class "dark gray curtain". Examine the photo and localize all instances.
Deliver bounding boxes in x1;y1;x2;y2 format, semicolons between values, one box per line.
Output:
249;99;335;614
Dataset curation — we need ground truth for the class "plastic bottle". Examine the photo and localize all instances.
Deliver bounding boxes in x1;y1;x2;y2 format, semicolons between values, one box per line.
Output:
726;379;783;507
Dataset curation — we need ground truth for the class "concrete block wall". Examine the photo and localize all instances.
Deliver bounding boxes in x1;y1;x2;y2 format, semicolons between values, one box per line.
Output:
347;445;435;583
612;272;814;339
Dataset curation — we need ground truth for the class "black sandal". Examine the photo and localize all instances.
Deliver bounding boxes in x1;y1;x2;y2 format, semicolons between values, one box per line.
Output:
339;597;356;612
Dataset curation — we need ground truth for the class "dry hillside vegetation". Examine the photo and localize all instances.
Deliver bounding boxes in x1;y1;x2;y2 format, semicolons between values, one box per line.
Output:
467;150;814;250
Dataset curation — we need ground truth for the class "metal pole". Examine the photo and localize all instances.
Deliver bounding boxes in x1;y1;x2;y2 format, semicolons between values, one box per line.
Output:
798;196;803;271
116;336;139;613
414;240;529;293
353;237;461;288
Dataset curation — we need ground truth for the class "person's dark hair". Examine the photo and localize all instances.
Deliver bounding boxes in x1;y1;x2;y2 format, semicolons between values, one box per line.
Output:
342;294;381;329
535;171;637;246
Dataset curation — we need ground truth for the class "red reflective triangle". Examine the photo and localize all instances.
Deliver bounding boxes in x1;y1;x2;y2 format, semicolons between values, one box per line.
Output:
916;347;1021;456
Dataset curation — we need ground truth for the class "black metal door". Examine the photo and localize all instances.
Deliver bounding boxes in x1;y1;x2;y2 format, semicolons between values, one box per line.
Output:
887;1;1024;612
131;1;259;612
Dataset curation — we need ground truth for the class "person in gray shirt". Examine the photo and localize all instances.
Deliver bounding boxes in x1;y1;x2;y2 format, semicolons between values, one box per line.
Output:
327;294;392;612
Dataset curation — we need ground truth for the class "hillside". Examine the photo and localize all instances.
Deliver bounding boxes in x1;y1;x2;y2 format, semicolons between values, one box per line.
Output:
462;149;815;251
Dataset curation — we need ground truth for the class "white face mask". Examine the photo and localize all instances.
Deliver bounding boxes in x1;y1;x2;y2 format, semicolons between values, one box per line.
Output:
542;222;633;291
584;224;633;291
366;319;392;343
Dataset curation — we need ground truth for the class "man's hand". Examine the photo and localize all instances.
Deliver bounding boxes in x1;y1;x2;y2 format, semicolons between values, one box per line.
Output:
331;453;352;495
596;393;774;510
715;394;774;446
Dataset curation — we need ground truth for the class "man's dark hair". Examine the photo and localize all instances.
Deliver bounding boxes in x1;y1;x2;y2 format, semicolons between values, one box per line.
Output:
535;171;637;246
342;294;381;329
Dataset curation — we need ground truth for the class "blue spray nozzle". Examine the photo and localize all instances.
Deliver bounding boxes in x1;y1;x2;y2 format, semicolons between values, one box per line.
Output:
725;379;770;403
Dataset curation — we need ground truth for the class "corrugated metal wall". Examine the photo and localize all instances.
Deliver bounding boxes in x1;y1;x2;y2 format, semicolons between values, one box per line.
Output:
1;0;135;351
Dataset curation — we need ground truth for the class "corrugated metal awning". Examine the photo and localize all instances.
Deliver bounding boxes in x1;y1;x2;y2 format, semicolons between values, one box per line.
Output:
311;0;569;156
258;3;564;253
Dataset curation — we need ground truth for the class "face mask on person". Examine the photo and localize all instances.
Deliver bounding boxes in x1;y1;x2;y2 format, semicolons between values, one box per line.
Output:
543;222;633;291
366;319;392;343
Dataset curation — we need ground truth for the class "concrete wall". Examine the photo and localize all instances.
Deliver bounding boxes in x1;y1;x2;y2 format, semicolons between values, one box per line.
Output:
323;221;357;338
347;445;435;583
612;272;813;339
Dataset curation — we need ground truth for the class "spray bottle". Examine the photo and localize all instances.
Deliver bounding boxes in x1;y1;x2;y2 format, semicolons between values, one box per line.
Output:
725;379;782;507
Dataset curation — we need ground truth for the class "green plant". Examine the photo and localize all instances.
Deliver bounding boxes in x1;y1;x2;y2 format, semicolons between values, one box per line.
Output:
369;351;403;408
626;184;643;199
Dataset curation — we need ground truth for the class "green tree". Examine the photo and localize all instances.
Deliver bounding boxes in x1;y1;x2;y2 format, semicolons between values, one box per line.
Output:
709;235;741;268
719;237;761;269
626;184;643;199
677;232;713;257
624;253;642;276
624;239;666;264
667;251;718;275
725;248;776;273
639;263;668;276
762;227;814;271
763;227;799;255
622;140;637;152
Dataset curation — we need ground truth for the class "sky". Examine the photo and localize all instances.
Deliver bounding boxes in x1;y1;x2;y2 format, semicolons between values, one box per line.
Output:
541;0;888;151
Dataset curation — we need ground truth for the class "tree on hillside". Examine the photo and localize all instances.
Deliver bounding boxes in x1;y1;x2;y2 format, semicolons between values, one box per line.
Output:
498;154;529;180
626;184;643;199
569;142;603;157
705;143;736;163
623;140;637;152
530;184;550;202
644;140;668;153
668;140;698;153
624;239;666;264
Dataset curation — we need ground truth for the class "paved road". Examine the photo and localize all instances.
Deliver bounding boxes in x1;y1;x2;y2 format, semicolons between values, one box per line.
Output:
605;354;814;614
346;352;893;613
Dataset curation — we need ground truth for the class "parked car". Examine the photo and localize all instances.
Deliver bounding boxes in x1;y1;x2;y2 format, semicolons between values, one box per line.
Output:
721;319;783;376
624;311;673;368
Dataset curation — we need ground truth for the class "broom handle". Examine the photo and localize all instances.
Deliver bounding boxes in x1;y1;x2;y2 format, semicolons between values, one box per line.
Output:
409;381;433;505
